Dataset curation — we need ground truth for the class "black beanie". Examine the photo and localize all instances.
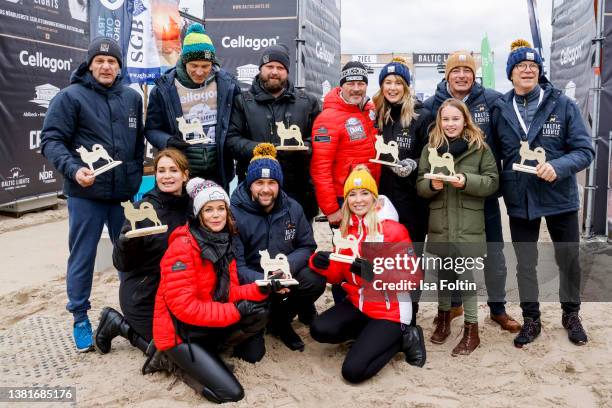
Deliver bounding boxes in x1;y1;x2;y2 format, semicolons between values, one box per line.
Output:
259;44;290;71
340;61;368;86
87;37;123;68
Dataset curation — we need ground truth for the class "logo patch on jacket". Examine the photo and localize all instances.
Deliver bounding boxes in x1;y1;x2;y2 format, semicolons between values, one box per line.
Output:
171;261;187;272
542;114;562;137
284;221;296;241
314;126;330;142
345;117;366;141
128;115;138;129
472;104;490;125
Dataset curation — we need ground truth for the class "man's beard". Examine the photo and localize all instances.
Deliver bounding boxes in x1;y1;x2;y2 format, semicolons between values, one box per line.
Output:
261;76;288;93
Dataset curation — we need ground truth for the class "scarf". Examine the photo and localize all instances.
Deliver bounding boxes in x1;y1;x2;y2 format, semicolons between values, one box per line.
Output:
437;136;469;158
188;218;234;303
175;59;216;89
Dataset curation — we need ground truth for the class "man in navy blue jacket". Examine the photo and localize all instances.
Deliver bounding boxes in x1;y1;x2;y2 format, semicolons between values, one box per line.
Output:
231;144;325;352
41;37;144;352
492;40;594;348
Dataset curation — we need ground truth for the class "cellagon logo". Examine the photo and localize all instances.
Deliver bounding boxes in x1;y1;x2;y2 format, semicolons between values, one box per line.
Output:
315;42;334;67
560;44;582;66
221;36;278;51
19;51;72;73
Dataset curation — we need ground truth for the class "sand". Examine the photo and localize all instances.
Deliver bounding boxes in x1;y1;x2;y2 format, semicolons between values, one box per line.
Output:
0;204;611;408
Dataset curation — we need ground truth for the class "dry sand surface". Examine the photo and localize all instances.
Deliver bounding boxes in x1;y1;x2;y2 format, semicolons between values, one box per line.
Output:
0;204;611;408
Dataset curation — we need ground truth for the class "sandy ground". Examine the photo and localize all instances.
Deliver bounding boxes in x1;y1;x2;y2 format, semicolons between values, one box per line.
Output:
0;202;611;408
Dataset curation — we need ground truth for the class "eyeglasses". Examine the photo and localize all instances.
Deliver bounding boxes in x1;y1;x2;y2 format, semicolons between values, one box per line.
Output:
515;63;539;72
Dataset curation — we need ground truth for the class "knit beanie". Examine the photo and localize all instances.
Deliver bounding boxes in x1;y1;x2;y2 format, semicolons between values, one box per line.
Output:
340;61;368;86
87;37;123;68
181;23;216;64
187;177;230;217
259;44;290;71
444;50;476;80
343;165;378;199
379;57;411;86
246;143;284;187
506;39;543;80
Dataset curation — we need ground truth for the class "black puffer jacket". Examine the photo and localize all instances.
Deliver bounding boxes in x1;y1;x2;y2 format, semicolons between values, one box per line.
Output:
113;187;191;340
226;76;321;219
377;101;432;242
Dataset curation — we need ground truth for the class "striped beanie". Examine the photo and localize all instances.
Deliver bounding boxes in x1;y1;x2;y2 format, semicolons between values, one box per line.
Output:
187;177;230;217
181;23;216;64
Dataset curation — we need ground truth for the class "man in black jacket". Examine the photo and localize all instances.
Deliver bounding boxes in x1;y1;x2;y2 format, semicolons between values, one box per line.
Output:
226;44;321;219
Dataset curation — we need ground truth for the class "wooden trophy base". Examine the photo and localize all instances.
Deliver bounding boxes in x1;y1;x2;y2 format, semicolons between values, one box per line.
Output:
185;138;213;145
125;225;168;238
369;159;402;168
93;160;122;176
329;253;356;264
276;145;308;151
255;278;299;287
512;163;539;174
424;173;460;182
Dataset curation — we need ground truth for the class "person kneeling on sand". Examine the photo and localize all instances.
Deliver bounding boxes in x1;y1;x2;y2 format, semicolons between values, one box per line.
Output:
309;165;426;383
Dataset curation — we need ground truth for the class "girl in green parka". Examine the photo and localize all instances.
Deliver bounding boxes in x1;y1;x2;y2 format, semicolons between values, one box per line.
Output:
417;98;499;356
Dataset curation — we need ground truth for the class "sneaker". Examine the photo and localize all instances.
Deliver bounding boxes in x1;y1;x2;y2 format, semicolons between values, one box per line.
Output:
73;319;94;352
562;312;588;345
513;317;541;348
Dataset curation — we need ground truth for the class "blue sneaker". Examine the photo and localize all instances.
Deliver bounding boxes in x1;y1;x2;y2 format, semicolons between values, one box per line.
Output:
73;319;93;352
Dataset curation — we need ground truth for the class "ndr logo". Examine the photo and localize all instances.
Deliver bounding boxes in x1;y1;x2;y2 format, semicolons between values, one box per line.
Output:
222;36;278;51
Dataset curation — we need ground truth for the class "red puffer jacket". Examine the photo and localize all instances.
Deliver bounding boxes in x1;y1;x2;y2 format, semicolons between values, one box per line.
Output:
309;213;421;324
153;225;267;351
311;87;380;215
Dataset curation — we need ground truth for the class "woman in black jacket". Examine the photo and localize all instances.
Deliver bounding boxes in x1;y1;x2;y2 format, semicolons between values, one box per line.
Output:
93;148;192;354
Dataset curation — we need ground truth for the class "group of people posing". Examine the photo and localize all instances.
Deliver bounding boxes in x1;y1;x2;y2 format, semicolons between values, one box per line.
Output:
40;23;594;403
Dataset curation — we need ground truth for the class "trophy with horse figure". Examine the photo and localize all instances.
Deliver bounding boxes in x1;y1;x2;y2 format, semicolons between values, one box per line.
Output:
121;201;168;238
255;249;299;287
369;135;402;167
176;116;211;145
329;229;361;263
423;147;461;182
76;144;122;176
512;141;546;175
275;122;308;151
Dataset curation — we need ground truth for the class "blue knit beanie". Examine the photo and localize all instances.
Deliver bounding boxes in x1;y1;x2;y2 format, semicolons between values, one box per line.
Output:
246;143;284;187
379;57;411;86
506;39;543;80
182;23;216;63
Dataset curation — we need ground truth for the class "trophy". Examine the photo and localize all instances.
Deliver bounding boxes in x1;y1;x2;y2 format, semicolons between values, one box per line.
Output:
255;250;299;287
275;122;308;151
423;147;461;182
512;141;546;175
369;135;402;167
176;116;211;145
329;229;361;263
76;144;122;176
121;201;168;238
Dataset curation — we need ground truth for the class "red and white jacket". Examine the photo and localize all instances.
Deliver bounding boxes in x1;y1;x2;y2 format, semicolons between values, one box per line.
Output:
153;225;267;351
310;87;380;215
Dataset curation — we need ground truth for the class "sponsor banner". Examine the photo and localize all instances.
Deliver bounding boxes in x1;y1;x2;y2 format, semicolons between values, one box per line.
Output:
204;0;296;20
126;0;162;83
413;53;449;66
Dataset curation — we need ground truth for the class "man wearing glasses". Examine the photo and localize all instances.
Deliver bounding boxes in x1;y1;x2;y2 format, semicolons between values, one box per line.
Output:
491;40;594;348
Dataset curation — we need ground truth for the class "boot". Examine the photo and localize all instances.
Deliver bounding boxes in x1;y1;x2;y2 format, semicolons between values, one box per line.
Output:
451;322;480;356
94;307;130;354
267;320;305;351
430;310;451;344
297;303;318;326
562;312;588;345
513;317;541;348
433;305;463;324
402;325;426;367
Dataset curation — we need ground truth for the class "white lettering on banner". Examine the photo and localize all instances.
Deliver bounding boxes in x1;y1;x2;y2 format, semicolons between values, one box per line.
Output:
97;16;121;42
30;130;42;150
560;44;582;66
100;0;125;11
1;167;30;191
221;36;279;51
129;19;144;63
34;0;59;9
352;54;377;63
19;51;72;73
315;41;335;67
39;165;56;184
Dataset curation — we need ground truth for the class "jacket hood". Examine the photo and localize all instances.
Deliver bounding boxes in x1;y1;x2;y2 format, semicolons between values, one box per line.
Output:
70;61;123;94
376;194;399;222
231;181;289;216
322;86;373;113
433;79;485;105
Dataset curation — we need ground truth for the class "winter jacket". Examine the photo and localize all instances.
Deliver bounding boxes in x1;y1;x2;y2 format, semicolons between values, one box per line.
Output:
230;181;317;284
226;76;321;219
308;211;417;324
416;141;499;256
145;66;240;190
113;187;191;340
152;225;267;351
491;82;594;220
311;87;380;215
41;62;144;201
377;101;433;242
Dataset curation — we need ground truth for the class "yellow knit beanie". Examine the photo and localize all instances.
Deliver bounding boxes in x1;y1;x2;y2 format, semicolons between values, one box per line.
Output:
343;165;378;199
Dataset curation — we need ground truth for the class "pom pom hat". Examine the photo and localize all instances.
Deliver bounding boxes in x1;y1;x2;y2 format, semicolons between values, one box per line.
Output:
246;143;284;187
506;39;543;80
379;56;412;86
181;23;216;64
187;178;230;217
343;165;378;199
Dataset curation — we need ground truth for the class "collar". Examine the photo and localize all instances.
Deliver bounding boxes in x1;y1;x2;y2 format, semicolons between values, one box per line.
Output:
446;83;470;102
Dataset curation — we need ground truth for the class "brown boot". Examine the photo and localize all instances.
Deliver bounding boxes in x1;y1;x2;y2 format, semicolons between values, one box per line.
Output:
430;310;452;344
433;305;463;324
490;312;522;333
451;322;480;356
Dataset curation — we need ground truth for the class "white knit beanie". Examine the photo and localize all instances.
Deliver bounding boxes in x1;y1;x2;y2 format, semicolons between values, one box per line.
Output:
186;177;230;216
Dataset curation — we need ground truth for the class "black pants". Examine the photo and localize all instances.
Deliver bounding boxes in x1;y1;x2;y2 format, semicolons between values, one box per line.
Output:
270;266;326;327
310;301;403;383
509;211;581;319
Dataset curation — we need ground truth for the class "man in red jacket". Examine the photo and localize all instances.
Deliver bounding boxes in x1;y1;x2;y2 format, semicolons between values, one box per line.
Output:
311;61;380;226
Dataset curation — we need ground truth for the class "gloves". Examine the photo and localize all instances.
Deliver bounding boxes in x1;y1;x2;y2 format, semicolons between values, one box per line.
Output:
235;300;268;318
166;137;190;151
257;277;284;294
312;251;331;270
350;258;375;282
391;158;418;178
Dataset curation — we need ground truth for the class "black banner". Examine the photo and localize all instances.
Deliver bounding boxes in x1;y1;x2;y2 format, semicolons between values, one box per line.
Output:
204;0;296;19
0;0;88;205
598;5;612;235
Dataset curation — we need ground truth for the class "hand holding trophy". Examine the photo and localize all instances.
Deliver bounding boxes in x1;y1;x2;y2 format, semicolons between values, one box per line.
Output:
369;135;402;167
176;116;212;145
255;249;299;287
121;201;168;238
76;144;122;176
423;147;461;182
329;229;361;263
513;141;546;175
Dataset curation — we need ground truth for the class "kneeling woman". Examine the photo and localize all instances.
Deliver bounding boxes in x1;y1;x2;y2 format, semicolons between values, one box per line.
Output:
309;166;426;384
153;178;271;403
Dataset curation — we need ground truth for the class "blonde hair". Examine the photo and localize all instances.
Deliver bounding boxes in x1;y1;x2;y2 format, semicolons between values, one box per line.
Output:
373;68;418;130
428;98;485;150
340;165;381;239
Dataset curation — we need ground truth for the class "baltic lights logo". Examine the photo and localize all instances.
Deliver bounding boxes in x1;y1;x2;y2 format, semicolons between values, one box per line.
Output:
2;167;31;191
30;84;60;109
